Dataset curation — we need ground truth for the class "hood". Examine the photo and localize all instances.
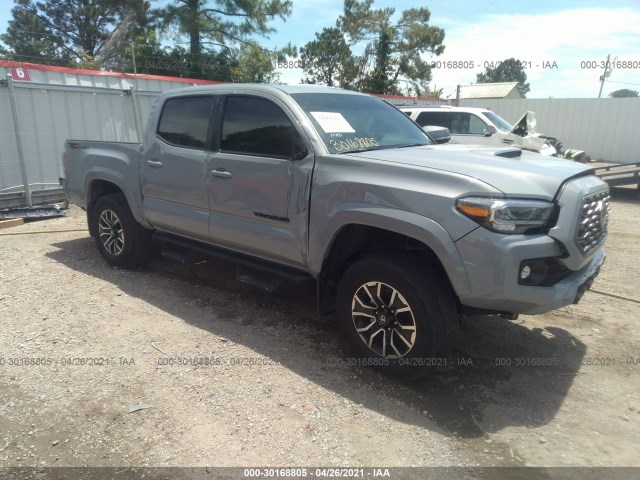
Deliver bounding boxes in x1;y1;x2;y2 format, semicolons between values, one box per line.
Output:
504;111;558;155
509;111;537;135
503;111;555;154
346;144;593;200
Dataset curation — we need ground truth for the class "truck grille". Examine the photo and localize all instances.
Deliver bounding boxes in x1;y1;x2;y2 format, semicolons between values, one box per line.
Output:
576;191;609;256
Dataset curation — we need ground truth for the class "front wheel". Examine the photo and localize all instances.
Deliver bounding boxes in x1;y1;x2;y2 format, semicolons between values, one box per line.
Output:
337;253;458;378
91;193;152;268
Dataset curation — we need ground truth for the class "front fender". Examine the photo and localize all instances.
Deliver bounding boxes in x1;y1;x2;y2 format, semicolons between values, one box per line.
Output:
309;203;472;297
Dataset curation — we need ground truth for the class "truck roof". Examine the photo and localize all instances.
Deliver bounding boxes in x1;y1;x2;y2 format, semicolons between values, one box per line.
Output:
160;83;368;99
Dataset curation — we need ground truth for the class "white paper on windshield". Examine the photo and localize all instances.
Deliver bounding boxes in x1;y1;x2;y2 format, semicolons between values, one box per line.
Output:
310;112;356;133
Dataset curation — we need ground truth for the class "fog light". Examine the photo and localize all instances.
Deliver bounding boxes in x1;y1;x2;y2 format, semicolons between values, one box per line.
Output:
518;258;572;286
520;265;532;280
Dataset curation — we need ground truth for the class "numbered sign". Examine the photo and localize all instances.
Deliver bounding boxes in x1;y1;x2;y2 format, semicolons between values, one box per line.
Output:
10;67;31;82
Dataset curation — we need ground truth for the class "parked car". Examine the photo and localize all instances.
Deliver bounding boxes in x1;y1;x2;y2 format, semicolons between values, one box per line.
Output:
62;85;608;377
400;105;562;156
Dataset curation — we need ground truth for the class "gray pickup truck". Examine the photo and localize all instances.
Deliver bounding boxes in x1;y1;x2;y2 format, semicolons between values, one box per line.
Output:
62;84;608;376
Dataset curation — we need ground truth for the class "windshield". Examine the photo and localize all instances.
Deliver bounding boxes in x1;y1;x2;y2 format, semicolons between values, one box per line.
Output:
290;93;433;154
482;110;512;132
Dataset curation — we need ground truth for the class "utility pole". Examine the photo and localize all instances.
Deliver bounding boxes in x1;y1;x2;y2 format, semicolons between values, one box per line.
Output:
598;54;611;98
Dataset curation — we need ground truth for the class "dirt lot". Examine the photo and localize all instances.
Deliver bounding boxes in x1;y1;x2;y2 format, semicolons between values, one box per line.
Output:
1;189;639;476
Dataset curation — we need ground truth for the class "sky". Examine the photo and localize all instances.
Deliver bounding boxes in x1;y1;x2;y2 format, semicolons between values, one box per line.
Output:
1;0;639;98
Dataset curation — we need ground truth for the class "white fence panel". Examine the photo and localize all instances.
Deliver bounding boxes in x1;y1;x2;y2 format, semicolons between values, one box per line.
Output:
459;98;640;163
0;63;212;207
0;88;23;196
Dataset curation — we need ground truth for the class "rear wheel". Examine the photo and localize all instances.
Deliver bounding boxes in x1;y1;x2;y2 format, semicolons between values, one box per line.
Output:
91;193;152;268
337;253;458;378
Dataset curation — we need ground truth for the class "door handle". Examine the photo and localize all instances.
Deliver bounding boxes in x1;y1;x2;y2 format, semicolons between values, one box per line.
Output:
211;168;233;179
146;160;163;168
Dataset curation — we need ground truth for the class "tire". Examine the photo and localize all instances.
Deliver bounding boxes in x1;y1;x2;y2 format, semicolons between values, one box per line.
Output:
337;253;458;378
90;193;152;268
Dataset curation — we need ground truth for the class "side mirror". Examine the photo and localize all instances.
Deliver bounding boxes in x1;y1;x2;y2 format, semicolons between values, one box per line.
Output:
422;125;451;144
484;125;497;137
291;131;309;160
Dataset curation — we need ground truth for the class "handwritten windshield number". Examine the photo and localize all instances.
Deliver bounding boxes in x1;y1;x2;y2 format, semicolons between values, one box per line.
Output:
329;137;379;152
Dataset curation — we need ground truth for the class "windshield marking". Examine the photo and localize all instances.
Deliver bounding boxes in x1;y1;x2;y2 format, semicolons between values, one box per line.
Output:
310;111;356;133
329;137;379;152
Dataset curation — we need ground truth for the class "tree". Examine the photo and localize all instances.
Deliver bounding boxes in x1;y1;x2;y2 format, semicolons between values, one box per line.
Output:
229;42;281;83
609;88;639;98
336;0;445;94
476;57;530;95
300;27;353;87
0;0;63;64
156;0;292;57
99;1;164;72
0;0;150;68
153;0;293;80
1;0;292;82
364;26;394;93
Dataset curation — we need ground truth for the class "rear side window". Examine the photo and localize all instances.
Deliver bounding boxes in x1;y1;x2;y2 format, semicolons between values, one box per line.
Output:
415;111;450;128
221;96;294;158
157;96;214;148
449;112;487;135
449;112;470;134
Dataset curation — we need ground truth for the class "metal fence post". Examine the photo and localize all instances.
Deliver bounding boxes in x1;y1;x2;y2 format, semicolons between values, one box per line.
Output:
129;87;143;142
6;74;32;207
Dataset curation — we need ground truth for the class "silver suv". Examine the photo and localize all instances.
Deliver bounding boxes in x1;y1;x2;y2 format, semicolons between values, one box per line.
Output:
400;105;560;156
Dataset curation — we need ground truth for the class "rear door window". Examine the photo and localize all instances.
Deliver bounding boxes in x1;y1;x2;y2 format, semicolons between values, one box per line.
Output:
415;111;450;128
157;96;214;148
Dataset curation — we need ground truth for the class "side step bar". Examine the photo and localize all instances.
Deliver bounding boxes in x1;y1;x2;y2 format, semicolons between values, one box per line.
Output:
155;232;314;292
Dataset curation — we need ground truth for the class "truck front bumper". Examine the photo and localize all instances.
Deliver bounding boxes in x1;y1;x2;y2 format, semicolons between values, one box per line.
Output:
454;227;606;315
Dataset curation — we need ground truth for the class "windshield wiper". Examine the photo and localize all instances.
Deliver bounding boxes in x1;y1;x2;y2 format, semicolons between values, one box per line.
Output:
392;143;428;148
338;146;386;154
340;143;428;154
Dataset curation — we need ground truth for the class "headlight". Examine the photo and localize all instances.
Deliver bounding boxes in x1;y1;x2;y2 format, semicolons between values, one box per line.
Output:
456;197;555;234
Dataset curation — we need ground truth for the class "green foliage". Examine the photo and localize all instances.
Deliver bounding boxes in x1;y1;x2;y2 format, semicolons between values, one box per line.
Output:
609;88;639;98
155;0;292;57
137;0;295;82
476;57;530;96
0;0;291;83
231;42;281;83
0;0;152;68
336;1;445;94
0;0;65;64
130;39;292;83
363;27;394;93
99;1;157;71
300;27;353;87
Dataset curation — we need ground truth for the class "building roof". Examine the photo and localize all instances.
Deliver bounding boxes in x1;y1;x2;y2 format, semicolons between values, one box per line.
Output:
457;82;523;99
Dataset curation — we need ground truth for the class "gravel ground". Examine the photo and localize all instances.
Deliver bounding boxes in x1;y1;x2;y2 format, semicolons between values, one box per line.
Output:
0;188;639;474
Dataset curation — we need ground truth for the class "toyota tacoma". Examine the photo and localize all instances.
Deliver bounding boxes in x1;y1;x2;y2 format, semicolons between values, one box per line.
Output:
62;84;608;376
